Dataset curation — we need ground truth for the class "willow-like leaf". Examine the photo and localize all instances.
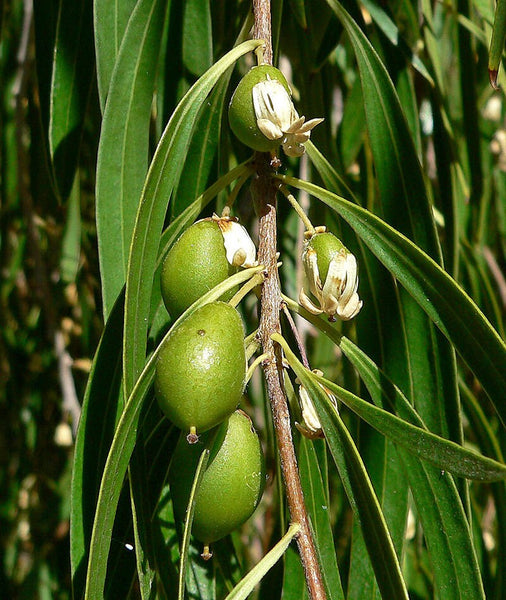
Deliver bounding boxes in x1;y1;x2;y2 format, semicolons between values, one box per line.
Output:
95;0;167;318
280;299;487;598
70;290;125;599
277;175;506;427
178;447;210;600
316;357;506;481
50;0;94;199
274;334;409;600
489;0;506;85
298;437;344;599
224;524;301;600
94;0;137;109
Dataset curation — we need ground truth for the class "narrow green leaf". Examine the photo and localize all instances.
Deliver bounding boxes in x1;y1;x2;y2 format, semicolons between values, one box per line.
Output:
182;0;213;76
402;461;486;599
312;351;506;481
461;382;506;597
307;139;412;597
50;0;94;199
359;0;434;85
305;141;354;199
179;447;210;600
282;545;307;600
334;78;367;172
60;174;81;283
70;291;125;599
277;175;506;427
96;0;167;319
298;437;345;599
224;524;301;600
94;0;138;110
274;334;409;600
171;77;228;217
326;0;440;260
123;40;261;397
458;0;483;209
281;296;486;598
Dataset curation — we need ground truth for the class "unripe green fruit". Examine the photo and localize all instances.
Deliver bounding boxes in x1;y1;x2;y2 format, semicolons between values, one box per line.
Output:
305;232;346;283
170;410;265;546
161;220;236;319
228;65;291;152
155;301;246;439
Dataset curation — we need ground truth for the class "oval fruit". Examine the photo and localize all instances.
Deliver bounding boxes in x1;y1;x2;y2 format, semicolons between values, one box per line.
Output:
155;301;246;439
161;219;236;319
228;65;292;152
304;231;347;283
170;410;265;551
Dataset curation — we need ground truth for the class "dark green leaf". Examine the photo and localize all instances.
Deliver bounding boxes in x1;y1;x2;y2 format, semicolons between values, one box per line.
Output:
94;0;138;110
275;334;409;600
182;0;213;76
278;175;506;428
95;0;168;318
298;437;344;599
50;0;94;199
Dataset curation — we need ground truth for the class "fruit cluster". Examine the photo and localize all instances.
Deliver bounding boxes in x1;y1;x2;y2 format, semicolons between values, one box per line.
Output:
153;65;362;560
155;217;264;556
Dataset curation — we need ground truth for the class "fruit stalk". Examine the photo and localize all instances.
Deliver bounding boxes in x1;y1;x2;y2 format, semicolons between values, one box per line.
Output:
251;5;327;597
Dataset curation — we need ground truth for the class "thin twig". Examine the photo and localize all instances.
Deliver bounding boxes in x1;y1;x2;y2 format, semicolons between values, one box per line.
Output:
281;303;310;369
251;2;327;598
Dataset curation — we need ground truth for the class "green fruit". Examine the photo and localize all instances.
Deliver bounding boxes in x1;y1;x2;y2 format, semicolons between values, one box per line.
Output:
170;410;265;548
161;219;236;319
228;65;291;152
155;301;246;439
305;232;346;283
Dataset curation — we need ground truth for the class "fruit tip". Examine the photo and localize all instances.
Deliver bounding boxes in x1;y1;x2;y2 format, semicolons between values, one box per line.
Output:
187;427;199;444
201;545;213;560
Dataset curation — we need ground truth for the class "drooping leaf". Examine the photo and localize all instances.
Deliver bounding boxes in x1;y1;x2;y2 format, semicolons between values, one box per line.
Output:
278;331;487;599
182;0;213;77
278;175;506;428
94;0;138;110
95;0;168;318
274;334;410;600
225;524;301;600
298;437;345;599
70;291;125;599
50;0;94;199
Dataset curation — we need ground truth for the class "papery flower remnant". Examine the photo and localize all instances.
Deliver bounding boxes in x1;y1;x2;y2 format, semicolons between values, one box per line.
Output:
228;65;323;157
300;228;363;322
213;214;258;268
295;372;339;439
252;76;324;157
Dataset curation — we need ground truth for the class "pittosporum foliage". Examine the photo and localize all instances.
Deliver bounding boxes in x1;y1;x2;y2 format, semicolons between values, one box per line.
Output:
2;0;506;599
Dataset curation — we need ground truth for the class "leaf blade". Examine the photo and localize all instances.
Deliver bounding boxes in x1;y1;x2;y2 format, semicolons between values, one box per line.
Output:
278;175;506;427
95;0;167;318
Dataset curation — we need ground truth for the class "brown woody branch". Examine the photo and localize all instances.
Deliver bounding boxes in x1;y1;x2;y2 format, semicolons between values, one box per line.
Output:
251;2;327;598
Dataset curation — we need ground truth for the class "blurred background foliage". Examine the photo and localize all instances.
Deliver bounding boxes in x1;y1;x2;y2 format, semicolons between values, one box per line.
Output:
1;0;505;598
